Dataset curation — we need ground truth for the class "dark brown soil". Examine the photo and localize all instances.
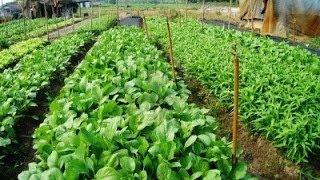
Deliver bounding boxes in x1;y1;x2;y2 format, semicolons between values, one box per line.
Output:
0;40;96;179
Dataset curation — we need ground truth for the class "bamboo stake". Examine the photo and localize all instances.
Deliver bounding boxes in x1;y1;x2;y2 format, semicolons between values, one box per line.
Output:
142;16;150;40
64;7;67;28
99;3;101;29
72;6;75;31
79;3;81;18
231;42;239;167
44;2;49;41
201;0;205;29
250;0;254;33
116;0;119;21
90;0;93;31
23;15;27;38
185;0;188;20
56;5;60;38
166;17;177;84
228;0;232;29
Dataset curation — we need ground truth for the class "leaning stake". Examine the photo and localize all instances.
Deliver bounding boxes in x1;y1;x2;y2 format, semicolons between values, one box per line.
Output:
44;2;49;41
166;17;177;84
143;16;150;40
231;41;239;167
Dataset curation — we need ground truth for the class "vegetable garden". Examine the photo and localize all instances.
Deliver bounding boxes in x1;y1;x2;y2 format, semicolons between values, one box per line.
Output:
0;2;319;179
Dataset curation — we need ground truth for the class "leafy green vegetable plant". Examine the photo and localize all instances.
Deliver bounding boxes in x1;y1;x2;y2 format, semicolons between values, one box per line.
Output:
19;28;250;180
0;32;94;159
148;17;320;163
0;38;46;71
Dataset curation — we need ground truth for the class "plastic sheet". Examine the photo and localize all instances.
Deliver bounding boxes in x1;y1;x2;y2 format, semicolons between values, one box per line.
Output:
241;0;320;37
239;0;265;20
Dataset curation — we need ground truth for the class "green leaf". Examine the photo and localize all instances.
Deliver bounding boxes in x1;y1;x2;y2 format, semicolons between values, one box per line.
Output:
198;134;211;146
203;170;221;180
157;163;172;180
0;137;11;147
40;168;64;180
184;135;197;149
94;167;121;180
120;156;136;173
233;161;247;179
18;171;31;180
47;151;58;168
190;172;202;179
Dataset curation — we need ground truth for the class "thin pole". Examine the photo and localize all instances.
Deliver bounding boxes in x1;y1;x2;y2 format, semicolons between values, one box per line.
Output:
116;0;119;21
201;0;205;21
79;3;81;18
250;0;254;32
99;3;101;29
201;0;205;29
72;6;75;31
231;42;239;167
44;2;49;41
142;16;150;40
56;5;60;38
185;0;187;20
228;0;232;29
166;17;177;84
64;6;67;28
90;0;93;31
23;15;27;38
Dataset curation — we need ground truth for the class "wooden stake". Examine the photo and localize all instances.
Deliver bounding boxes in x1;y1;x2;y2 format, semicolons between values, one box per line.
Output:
201;0;205;21
79;3;82;18
64;6;67;28
99;3;101;29
179;11;181;28
116;0;119;21
166;17;177;84
231;42;239;167
56;5;60;38
185;0;188;20
72;6;75;31
23;15;27;38
44;2;49;41
250;0;254;33
142;16;150;40
228;0;232;29
90;0;93;31
201;0;205;29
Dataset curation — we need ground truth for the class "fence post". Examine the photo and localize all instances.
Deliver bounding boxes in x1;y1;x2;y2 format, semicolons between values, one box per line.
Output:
231;41;239;167
166;17;177;84
44;2;49;41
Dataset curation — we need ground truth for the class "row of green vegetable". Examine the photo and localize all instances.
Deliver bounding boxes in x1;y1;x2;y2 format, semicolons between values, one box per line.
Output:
0;18;63;49
147;17;320;163
77;15;117;32
0;32;94;161
19;27;250;179
0;38;47;71
0;15;115;74
29;18;82;38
